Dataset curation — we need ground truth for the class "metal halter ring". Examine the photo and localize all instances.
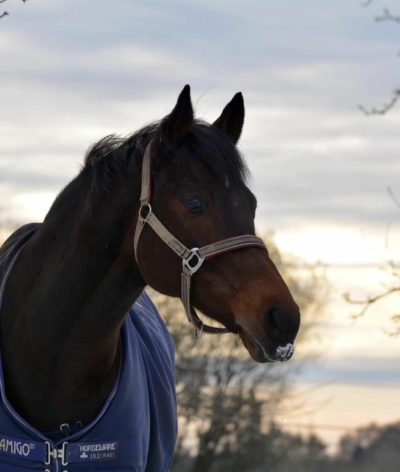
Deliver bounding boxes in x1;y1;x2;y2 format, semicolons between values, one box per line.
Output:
139;203;152;220
182;248;205;275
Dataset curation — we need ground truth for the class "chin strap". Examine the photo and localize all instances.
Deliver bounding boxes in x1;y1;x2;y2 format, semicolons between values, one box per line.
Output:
134;140;267;338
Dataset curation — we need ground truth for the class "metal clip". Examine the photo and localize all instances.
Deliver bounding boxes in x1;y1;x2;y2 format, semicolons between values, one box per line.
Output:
46;441;68;466
60;441;69;466
45;442;52;465
183;248;205;275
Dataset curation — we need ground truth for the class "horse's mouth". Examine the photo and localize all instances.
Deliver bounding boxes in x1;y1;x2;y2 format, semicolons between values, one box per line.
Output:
192;304;296;363
238;326;295;364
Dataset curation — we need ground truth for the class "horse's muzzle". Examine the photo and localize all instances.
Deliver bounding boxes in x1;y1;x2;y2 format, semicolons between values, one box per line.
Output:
263;303;300;346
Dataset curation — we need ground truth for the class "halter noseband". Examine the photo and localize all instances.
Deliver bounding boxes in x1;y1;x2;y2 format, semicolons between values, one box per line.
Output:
134;140;267;338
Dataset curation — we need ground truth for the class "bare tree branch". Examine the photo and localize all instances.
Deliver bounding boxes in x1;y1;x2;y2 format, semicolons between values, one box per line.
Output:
359;5;400;114
344;287;400;320
345;187;400;330
1;0;27;20
0;0;7;19
358;89;400;115
376;8;400;23
383;314;400;336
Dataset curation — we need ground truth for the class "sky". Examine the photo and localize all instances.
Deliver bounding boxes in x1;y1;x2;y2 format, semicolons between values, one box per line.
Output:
2;0;400;263
1;0;400;448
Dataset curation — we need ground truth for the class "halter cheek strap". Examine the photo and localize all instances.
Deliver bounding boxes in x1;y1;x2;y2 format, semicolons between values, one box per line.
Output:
134;140;267;338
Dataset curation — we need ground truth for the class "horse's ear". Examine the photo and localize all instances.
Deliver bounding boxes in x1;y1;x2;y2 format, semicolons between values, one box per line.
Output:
162;85;194;145
213;92;245;145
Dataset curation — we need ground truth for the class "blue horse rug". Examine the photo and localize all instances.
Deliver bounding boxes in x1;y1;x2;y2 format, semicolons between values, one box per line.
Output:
0;224;177;471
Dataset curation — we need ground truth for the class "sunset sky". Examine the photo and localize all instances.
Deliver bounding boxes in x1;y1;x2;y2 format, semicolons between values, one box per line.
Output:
1;0;400;449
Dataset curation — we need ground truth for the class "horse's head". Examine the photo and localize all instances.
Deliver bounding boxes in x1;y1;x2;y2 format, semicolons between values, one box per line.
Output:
136;85;300;363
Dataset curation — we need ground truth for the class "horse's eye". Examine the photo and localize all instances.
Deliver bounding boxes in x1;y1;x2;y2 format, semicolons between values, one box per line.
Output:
185;197;202;212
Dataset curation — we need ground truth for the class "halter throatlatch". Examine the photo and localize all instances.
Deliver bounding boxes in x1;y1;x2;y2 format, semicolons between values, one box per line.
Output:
134;140;267;338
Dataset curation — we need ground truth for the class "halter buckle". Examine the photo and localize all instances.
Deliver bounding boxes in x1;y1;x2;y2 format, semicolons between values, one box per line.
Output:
183;248;205;275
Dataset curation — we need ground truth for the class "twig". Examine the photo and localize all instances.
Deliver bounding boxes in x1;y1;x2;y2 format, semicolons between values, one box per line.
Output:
0;0;27;19
344;287;400;319
358;89;400;115
387;187;400;210
383;314;400;337
376;8;400;23
361;0;374;7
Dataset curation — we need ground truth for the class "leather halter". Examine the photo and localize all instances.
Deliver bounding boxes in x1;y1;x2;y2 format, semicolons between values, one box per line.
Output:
134;140;267;338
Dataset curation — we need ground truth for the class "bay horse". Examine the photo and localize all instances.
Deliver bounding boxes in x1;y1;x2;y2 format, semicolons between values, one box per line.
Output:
0;86;300;471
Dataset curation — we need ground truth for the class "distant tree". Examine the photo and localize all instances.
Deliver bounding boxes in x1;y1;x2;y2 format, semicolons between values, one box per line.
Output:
149;234;330;472
337;422;400;472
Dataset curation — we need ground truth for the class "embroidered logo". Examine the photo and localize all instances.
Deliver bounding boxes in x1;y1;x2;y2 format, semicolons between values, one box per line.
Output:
0;438;32;457
69;441;119;462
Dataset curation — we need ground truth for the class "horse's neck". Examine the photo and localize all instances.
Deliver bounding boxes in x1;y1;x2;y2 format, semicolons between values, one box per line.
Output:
0;174;145;429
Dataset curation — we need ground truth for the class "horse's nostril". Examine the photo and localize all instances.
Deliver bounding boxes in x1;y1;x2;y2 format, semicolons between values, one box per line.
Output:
264;304;298;344
264;307;281;341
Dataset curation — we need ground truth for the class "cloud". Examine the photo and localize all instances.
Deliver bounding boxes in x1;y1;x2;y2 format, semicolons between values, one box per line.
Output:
296;355;400;386
1;0;400;265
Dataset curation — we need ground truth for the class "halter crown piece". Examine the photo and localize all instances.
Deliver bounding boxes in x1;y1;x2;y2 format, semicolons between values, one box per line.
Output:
134;140;267;338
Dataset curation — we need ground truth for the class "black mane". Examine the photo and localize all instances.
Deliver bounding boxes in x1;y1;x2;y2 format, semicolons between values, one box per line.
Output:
83;120;249;193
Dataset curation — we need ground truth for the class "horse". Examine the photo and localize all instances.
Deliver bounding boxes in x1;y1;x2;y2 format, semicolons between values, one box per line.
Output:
0;85;300;471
